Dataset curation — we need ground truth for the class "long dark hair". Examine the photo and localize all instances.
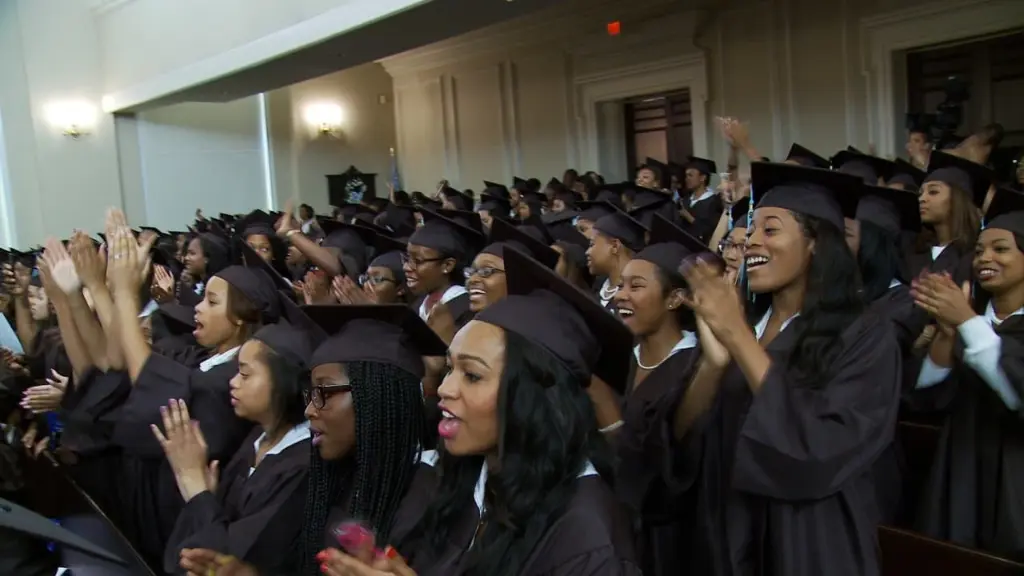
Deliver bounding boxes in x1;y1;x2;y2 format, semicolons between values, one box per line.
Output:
785;213;864;387
652;261;696;332
299;361;425;575
259;345;308;437
400;331;612;576
915;184;981;254
857;221;905;303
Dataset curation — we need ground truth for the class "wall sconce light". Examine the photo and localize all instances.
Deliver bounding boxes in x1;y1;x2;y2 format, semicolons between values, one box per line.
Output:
303;102;344;136
44;100;99;139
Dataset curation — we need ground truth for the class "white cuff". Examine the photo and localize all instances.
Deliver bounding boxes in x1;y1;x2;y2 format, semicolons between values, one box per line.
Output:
916;356;951;389
957;315;999;353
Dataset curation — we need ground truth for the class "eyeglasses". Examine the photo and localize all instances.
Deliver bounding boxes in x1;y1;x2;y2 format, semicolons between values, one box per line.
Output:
400;253;445;268
359;274;395;287
303;383;352;410
718;239;746;254
463;266;505;279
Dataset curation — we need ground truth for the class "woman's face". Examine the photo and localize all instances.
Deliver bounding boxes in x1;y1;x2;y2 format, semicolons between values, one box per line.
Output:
745;207;813;294
466;253;506;313
246;234;274;264
586;232;617;276
636;168;657;189
613;259;680;336
516;203;533;220
184;238;208;277
27;285;50;322
305;363;356;461
552;198;567;213
576;218;595;240
974;228;1024;293
720;226;747;275
402;243;451;296
229;340;274;423
477;209;494;232
193;276;239;349
437;321;504;456
918;181;952;226
844;218;861;258
362;265;402;304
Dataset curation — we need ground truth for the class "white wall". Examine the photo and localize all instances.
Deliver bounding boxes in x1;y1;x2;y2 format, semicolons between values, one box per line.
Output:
0;0;122;247
267;63;397;213
380;0;1024;190
134;97;268;230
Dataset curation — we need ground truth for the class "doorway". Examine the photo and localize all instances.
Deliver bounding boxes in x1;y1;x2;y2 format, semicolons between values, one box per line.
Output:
623;89;693;176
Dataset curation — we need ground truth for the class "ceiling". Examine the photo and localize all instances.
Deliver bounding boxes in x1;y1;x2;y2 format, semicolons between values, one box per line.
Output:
125;0;571;111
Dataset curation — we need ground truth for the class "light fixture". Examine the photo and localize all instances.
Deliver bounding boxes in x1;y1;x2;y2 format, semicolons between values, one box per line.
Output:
303;102;344;136
44;100;98;139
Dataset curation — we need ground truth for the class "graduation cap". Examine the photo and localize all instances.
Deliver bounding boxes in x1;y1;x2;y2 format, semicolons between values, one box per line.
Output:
750;162;864;231
856;186;921;235
368;233;407;284
648;213;708;255
642;158;667;181
923;151;995;209
478;194;513;221
542;207;578;229
239;238;292;293
215;265;283;323
477;246;633;392
9;248;37;268
381;203;418;238
730;200;751;228
786;143;830;169
410;191;443;209
305;304;448;379
441;186;475;211
552;187;579;210
139;226;166;238
334;203;377;224
666;161;686;181
482;181;511;200
236;209;277;238
481;217;559;269
983;187;1024;232
0;496;126;564
594;185;625;208
577;201;618;223
545;177;566;192
686;155;718;176
408;207;486;257
367;197;390;212
593;210;648;253
832;150;893;185
628;194;674;229
888;158;926;191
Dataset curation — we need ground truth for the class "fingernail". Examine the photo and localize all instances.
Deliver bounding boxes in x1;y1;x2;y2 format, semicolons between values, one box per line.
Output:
316;551;328;562
386;546;399;559
320;564;328;573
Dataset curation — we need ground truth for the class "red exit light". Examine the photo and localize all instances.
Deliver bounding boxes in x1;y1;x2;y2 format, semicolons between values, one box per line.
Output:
607;21;621;36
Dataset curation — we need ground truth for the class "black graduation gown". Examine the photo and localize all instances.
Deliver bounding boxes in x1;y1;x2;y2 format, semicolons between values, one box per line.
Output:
905;243;973;286
412;292;474;332
163;427;310;575
614;350;702;576
402;471;640;575
683;193;724;244
698;312;901;576
913;315;1024;559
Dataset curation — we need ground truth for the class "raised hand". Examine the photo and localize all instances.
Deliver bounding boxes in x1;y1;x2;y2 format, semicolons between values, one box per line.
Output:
107;226;154;297
151;264;176;303
3;262;31;297
333;275;373;305
41;238;82;296
70;232;106;290
276;200;299;238
151;398;218;502
680;256;747;345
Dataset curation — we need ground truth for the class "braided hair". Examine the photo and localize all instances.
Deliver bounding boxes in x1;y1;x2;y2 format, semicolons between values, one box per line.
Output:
298;361;425;575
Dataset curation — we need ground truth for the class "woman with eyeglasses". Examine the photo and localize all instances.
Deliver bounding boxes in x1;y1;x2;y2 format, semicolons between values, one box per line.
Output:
402;209;484;343
717;201;750;286
320;247;638;576
156;322;315;575
295;305;447;576
466;218;560;313
334;233;410;306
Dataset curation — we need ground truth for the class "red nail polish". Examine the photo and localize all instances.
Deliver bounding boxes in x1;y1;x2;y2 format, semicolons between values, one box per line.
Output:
320;564;329;573
386;546;399;559
316;551;327;562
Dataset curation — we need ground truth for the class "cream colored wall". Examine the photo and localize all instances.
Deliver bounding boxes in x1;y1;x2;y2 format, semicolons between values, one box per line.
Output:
380;0;1022;190
267;63;398;213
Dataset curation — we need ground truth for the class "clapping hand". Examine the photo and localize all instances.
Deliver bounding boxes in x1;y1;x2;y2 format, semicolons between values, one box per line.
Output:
40;238;82;296
180;549;257;576
69;231;106;291
333;275;373;305
107;222;155;297
679;256;747;345
151;265;176;303
21;369;68;414
910;272;974;333
318;547;416;576
151;399;219;502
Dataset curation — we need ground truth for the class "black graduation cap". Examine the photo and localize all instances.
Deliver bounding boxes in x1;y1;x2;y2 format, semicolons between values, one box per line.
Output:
334;203;377;224
649;213;707;255
577;200;618;223
482;218;559;269
477;247;633;392
9;248;36;268
545;177;566;192
595;185;625;208
441;187;474;211
381;203;417;238
478;194;513;221
518;188;546;207
984;187;1024;230
750;162;864;231
666;161;686;181
542;207;578;228
643;157;667;181
856;186;921;235
593;210;648;253
628;194;674;228
888;158;926;191
408;207;485;257
832;150;893;185
512;176;532;192
368;233;407;283
552;187;579;210
236;209;277;238
686;155;717;176
410;191;443;208
367;197;390;212
139;226;165;237
239;238;292;293
304;304;448;379
482;181;511;200
786;143;831;169
0;496;126;564
215;265;283;323
252;322;316;371
923;151;995;209
730;199;751;228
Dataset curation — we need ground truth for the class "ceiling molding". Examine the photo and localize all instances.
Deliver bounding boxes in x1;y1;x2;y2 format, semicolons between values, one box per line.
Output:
378;0;695;78
86;0;137;16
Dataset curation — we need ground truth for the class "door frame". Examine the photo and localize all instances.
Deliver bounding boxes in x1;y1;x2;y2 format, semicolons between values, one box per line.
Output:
574;53;708;178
